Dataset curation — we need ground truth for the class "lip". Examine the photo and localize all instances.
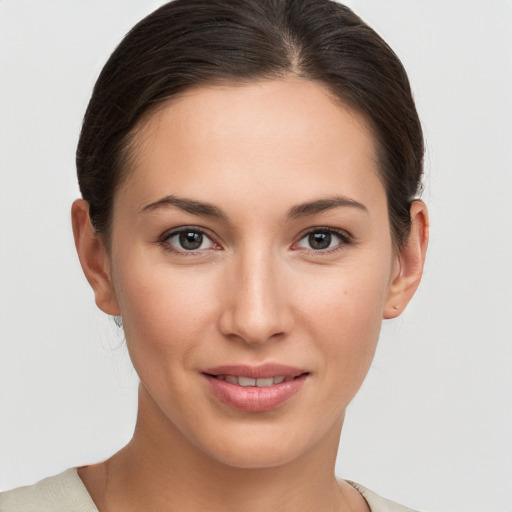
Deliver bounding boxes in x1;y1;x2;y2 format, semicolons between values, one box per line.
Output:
202;364;309;412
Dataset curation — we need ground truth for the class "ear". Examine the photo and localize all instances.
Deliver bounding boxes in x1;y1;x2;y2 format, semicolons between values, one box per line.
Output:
71;199;120;316
383;200;429;319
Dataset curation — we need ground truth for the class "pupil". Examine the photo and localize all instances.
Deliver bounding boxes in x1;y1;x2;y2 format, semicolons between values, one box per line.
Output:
309;232;331;250
179;231;202;250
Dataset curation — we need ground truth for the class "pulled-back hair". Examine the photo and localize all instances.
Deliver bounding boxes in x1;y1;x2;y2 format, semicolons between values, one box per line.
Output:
77;0;423;247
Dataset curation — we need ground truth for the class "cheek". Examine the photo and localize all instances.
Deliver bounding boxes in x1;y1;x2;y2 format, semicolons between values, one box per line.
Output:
112;257;220;368
298;260;390;330
295;262;391;381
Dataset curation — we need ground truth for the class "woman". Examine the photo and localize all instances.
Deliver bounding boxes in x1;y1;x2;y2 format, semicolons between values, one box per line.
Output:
1;0;428;510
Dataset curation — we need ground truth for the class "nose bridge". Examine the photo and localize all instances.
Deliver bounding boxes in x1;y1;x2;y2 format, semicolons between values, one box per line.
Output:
219;241;289;344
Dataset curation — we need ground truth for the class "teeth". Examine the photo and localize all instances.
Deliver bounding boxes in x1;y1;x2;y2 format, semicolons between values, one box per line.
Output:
256;377;274;387
238;377;256;387
216;375;288;387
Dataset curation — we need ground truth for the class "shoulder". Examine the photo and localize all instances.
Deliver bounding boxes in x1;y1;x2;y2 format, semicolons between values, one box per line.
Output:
0;469;98;512
348;481;422;512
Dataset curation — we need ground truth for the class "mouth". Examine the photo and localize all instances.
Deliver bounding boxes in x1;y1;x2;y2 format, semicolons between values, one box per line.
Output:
206;374;302;387
202;365;309;412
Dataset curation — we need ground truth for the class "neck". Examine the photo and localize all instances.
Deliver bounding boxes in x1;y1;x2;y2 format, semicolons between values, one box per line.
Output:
82;385;363;512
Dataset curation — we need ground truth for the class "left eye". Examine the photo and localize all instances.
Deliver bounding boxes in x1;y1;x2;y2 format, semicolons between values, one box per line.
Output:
164;229;215;251
295;230;347;251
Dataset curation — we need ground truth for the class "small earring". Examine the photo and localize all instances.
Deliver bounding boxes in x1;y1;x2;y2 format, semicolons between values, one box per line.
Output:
113;315;123;328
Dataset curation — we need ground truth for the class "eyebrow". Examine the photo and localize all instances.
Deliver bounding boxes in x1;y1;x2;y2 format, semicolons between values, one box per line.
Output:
287;196;367;218
141;195;226;219
141;194;366;219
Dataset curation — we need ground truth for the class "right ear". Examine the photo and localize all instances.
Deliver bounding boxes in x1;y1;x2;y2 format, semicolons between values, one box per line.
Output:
71;199;120;316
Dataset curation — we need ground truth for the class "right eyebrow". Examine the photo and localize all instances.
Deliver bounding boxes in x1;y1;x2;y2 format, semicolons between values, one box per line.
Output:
141;195;227;219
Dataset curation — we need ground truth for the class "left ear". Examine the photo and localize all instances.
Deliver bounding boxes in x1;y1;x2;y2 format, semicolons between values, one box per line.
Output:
383;200;429;319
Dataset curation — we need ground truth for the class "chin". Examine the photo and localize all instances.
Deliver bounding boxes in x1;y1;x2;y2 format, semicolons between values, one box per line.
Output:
205;441;304;469
189;416;340;470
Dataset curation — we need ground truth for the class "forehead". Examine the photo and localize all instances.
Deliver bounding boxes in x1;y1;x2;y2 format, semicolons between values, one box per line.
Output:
120;78;384;213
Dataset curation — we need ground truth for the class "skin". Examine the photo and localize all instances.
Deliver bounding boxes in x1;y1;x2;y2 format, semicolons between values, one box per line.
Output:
72;78;428;512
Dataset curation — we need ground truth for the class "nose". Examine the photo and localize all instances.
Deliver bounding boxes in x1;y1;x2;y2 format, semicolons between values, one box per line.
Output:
218;249;292;345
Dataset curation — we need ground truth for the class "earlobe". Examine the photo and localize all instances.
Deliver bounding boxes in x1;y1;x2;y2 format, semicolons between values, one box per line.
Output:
383;200;429;319
71;199;120;316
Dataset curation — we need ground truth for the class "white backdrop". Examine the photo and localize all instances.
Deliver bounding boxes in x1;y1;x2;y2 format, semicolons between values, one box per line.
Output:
1;1;511;511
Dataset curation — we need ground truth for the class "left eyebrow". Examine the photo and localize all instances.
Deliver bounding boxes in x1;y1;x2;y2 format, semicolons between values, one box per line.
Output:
287;196;367;218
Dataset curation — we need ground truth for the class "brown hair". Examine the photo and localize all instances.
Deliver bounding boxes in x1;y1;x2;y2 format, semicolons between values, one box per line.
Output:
77;0;423;247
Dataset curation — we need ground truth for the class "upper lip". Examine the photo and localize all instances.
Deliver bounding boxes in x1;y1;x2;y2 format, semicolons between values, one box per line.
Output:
202;364;308;379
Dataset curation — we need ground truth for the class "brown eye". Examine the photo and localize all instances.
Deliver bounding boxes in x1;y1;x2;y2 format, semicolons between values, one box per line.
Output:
179;231;204;250
295;229;349;252
308;232;332;250
164;229;215;252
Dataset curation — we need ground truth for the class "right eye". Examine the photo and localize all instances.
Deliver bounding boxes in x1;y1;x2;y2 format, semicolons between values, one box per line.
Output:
161;228;217;253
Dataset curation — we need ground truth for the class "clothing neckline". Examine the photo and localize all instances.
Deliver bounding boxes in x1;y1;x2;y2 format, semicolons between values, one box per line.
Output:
70;468;377;512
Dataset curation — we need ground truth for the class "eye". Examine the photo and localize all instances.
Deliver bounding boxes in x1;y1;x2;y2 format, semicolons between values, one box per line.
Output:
161;228;217;252
295;229;349;252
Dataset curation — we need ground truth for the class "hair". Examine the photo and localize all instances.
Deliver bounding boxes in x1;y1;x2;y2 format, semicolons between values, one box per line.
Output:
76;0;424;248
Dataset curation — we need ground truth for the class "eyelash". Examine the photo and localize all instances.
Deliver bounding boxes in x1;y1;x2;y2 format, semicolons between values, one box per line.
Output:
158;226;352;255
158;226;220;255
292;227;352;254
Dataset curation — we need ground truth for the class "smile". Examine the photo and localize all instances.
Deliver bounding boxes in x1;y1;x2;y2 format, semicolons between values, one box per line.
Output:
202;365;309;412
211;375;290;387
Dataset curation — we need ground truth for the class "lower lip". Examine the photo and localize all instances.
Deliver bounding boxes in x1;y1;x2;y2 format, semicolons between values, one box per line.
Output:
204;374;307;412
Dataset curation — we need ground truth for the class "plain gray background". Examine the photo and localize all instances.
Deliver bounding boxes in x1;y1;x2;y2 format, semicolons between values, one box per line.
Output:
1;1;511;511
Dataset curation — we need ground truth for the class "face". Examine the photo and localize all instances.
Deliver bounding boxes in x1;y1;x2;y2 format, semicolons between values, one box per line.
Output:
103;79;402;468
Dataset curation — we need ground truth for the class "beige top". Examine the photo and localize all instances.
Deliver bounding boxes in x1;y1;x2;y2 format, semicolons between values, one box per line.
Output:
0;469;420;512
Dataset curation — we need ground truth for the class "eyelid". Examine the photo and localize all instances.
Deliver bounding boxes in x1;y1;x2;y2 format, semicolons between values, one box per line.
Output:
158;225;222;253
292;227;353;252
157;225;353;255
